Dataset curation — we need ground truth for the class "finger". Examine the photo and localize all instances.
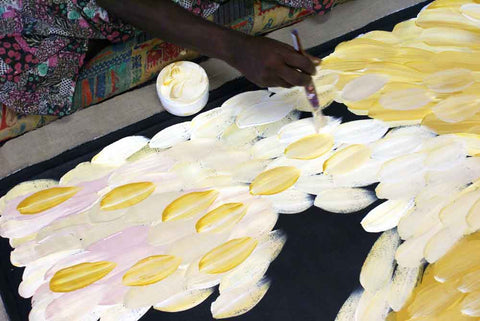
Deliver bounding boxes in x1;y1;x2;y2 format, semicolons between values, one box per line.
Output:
284;52;316;75
260;76;293;89
279;65;311;87
249;75;292;89
273;78;294;89
306;54;321;66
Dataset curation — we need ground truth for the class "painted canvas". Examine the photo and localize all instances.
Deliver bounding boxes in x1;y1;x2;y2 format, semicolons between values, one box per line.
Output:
2;0;480;320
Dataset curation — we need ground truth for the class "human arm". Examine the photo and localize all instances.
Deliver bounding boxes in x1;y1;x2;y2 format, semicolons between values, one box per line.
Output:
97;0;317;87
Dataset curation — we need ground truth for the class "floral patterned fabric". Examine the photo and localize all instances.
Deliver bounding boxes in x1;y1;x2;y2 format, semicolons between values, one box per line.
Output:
0;0;136;116
277;0;334;12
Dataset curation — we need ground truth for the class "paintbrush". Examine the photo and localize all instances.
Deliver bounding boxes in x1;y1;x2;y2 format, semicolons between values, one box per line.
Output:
291;29;326;131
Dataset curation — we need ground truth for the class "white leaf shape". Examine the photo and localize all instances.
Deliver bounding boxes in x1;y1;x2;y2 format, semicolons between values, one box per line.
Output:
92;136;149;166
361;200;414;233
314;188;377;214
149;121;192;149
211;278;270;319
360;229;400;292
341;74;389;102
333;119;389;145
236;100;294;128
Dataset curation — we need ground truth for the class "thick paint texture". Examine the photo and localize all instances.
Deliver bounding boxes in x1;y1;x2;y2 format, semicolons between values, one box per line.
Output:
4;2;480;320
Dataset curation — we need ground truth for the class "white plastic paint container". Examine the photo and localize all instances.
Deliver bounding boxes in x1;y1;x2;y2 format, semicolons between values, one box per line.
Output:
156;61;209;116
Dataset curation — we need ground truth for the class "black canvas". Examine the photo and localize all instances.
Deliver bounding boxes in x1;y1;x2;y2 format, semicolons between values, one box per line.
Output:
0;2;432;320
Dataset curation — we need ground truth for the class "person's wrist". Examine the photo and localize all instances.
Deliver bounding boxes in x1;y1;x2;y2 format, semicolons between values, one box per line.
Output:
215;29;248;64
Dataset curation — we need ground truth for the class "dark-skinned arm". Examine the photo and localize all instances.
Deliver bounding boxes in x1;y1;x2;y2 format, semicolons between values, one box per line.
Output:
97;0;317;87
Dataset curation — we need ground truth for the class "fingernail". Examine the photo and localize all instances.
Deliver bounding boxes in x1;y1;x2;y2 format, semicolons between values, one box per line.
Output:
313;58;321;66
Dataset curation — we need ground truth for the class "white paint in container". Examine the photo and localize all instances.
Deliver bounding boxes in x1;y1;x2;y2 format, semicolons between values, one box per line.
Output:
157;61;209;116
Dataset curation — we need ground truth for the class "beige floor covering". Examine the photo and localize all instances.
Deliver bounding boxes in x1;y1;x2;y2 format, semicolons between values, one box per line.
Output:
0;0;426;320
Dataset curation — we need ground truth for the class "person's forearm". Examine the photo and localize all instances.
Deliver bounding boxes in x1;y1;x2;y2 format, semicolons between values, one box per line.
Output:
97;0;317;88
97;0;242;61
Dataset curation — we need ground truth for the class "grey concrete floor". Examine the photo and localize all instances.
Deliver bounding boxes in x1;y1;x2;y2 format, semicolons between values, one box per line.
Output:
0;1;426;320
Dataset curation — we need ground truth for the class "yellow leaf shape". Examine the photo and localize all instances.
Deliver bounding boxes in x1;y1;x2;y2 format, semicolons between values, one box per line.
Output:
369;101;432;126
459;269;480;293
392;20;423;41
422;112;480;135
323;144;371;175
406;279;463;319
420;27;480;47
334;38;396;61
249;166;300;195
391;47;433;65
50;261;116;292
100;182;156;211
446;303;479;321
344;93;380;116
430;0;478;10
379;84;432;111
390;264;468;320
122;255;182;286
196;203;247;233
395;301;473;321
432;94;480;123
417;8;480;31
434;239;480;282
424;68;474;93
361;31;400;44
320;58;367;72
405;60;439;74
365;62;424;83
284;134;334;160
17;186;81;215
199;237;257;274
162;190;219;222
432;51;480;71
465;76;480;96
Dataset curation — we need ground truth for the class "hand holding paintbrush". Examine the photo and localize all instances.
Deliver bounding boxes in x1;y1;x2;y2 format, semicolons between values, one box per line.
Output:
290;29;327;131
